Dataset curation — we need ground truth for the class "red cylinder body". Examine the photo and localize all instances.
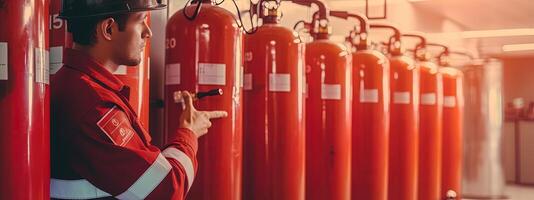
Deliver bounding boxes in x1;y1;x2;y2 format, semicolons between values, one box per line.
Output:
50;0;72;75
165;4;243;200
417;61;443;200
305;38;352;200
388;55;419;200
243;22;305;200
440;67;463;199
49;0;150;128
352;50;390;200
0;0;50;199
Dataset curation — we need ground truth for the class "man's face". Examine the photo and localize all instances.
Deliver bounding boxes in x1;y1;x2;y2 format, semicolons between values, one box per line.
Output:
111;12;152;66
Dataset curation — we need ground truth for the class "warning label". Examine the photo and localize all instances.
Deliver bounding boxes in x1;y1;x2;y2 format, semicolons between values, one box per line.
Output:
165;63;181;85
0;42;7;80
443;96;456;108
393;91;410;104
50;46;63;75
244;73;252;90
97;106;135;147
360;88;379;103
35;48;49;84
322;84;341;100
198;63;226;85
269;73;291;92
421;93;437;105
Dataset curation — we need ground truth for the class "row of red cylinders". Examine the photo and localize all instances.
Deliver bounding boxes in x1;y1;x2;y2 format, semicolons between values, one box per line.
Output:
163;3;465;200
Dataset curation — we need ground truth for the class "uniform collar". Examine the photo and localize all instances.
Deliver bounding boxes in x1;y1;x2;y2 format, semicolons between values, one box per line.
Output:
64;48;126;93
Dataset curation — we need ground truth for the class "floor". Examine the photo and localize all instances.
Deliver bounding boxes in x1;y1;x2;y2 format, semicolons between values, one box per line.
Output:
504;184;534;200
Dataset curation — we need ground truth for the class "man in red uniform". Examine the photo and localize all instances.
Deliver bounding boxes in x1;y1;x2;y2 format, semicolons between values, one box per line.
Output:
50;0;227;199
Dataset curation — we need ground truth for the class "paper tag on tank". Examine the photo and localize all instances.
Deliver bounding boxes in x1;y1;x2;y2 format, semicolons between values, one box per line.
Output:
166;63;181;85
0;42;7;80
321;84;341;100
198;63;226;85
393;91;410;104
50;46;63;75
269;73;291;92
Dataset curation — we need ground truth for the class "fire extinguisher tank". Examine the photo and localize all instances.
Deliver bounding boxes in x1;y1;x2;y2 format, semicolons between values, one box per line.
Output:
243;10;306;200
165;3;243;200
351;49;390;200
418;61;444;200
305;39;352;200
0;0;50;199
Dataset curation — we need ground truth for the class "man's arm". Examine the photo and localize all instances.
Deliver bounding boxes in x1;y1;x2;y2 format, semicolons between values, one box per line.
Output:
51;103;196;200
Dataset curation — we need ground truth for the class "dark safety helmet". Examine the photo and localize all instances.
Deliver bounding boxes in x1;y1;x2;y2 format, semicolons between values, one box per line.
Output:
59;0;166;19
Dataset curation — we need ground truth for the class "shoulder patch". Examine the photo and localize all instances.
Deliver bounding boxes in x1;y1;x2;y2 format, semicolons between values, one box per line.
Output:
97;106;135;147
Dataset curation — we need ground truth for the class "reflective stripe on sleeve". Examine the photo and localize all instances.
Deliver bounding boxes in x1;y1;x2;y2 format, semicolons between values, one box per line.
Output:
162;147;195;191
51;153;172;200
51;178;111;199
116;153;172;199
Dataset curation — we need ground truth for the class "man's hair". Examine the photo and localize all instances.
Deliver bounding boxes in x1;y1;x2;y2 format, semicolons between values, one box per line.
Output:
67;13;130;46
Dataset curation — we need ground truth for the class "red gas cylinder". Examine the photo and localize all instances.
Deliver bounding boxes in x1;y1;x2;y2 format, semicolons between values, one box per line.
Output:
440;66;463;200
49;0;150;128
50;0;72;75
417;59;443;200
0;0;50;199
292;1;352;199
242;1;305;200
381;32;421;200
165;1;243;199
341;23;390;200
388;55;418;200
433;47;465;200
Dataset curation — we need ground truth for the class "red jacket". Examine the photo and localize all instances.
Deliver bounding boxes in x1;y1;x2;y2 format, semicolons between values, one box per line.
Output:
51;49;197;199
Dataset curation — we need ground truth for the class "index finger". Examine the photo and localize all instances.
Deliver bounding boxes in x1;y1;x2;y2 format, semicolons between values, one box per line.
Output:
182;91;195;111
204;111;228;119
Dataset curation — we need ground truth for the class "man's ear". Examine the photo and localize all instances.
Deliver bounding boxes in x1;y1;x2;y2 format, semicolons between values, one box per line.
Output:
99;18;115;41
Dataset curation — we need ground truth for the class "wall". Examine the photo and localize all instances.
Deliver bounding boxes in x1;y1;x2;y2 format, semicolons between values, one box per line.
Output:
501;56;534;184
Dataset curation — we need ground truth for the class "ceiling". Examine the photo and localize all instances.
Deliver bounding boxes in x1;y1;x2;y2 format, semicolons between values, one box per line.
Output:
400;0;534;57
323;0;534;57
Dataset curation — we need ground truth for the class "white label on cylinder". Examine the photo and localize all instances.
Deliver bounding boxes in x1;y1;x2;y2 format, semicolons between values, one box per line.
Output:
393;91;411;104
50;46;63;75
244;73;252;90
198;63;226;85
165;63;180;85
303;76;307;95
421;93;437;105
269;73;291;92
321;84;341;100
0;42;7;80
305;82;309;98
240;66;244;88
35;48;49;84
147;57;150;80
360;89;379;103
443;96;456;108
113;65;127;75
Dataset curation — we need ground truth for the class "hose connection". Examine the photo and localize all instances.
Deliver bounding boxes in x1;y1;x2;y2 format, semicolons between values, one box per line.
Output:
290;0;331;39
329;10;369;50
370;24;402;56
402;33;430;61
427;43;450;66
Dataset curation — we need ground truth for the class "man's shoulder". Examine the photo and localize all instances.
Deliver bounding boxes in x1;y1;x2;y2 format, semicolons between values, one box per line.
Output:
51;66;118;120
